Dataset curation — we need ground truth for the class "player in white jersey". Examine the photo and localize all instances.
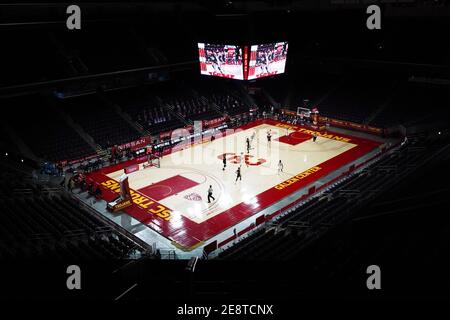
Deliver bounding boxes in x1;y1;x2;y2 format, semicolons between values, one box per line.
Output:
212;52;224;74
251;130;256;142
239;152;248;167
277;160;284;174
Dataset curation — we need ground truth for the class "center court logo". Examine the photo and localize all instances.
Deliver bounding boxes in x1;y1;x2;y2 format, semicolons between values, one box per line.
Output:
170;121;280;175
184;192;203;201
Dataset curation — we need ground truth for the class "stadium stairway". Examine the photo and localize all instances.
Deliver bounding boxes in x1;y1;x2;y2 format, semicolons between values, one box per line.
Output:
97;91;148;137
190;88;225;120
183;85;222;121
3;94;97;163
52;99;101;153
232;80;258;107
259;84;281;109
317;75;393;124
62;94;142;148
364;80;400;125
0;157;153;260
158;96;193;127
104;85;180;136
0;120;40;163
194;80;251;117
196;95;225;120
309;75;344;110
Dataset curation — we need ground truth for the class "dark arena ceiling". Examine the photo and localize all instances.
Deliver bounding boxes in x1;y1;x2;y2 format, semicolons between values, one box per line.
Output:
0;1;449;94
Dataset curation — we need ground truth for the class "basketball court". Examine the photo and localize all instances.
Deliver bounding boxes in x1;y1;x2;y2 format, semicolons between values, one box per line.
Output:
87;119;383;251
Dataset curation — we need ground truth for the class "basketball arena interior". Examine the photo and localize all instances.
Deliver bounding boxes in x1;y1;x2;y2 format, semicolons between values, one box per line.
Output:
1;0;450;306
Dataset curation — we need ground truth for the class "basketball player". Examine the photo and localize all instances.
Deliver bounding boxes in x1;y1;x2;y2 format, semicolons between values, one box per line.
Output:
207;185;215;203
251;130;256;143
246;137;251;153
274;43;284;61
267;131;272;146
261;50;270;74
211;51;224;74
237;48;242;64
278;160;284;174
235;166;242;183
312;132;317;142
239;152;248;167
226;46;235;64
222;155;227;171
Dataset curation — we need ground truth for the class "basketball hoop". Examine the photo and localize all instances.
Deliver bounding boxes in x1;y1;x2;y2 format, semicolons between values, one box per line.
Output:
143;154;160;169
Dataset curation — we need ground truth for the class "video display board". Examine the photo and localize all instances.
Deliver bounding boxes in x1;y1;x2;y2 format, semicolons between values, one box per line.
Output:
198;42;288;80
198;43;244;80
247;42;288;80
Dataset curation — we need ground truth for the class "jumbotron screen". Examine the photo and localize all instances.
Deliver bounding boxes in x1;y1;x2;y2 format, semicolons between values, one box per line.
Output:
198;43;244;80
248;42;288;80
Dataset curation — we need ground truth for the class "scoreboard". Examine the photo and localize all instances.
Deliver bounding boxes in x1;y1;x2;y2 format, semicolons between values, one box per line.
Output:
247;42;288;80
198;43;244;80
198;41;288;80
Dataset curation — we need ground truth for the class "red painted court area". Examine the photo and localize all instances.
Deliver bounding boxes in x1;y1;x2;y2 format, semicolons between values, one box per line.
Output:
87;119;382;251
138;175;199;201
276;131;312;145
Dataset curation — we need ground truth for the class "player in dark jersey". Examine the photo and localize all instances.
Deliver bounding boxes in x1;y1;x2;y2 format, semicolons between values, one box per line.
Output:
235;166;242;183
222;155;227;171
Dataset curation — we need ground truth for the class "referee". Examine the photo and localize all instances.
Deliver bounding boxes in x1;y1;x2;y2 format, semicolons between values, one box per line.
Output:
207;185;215;203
